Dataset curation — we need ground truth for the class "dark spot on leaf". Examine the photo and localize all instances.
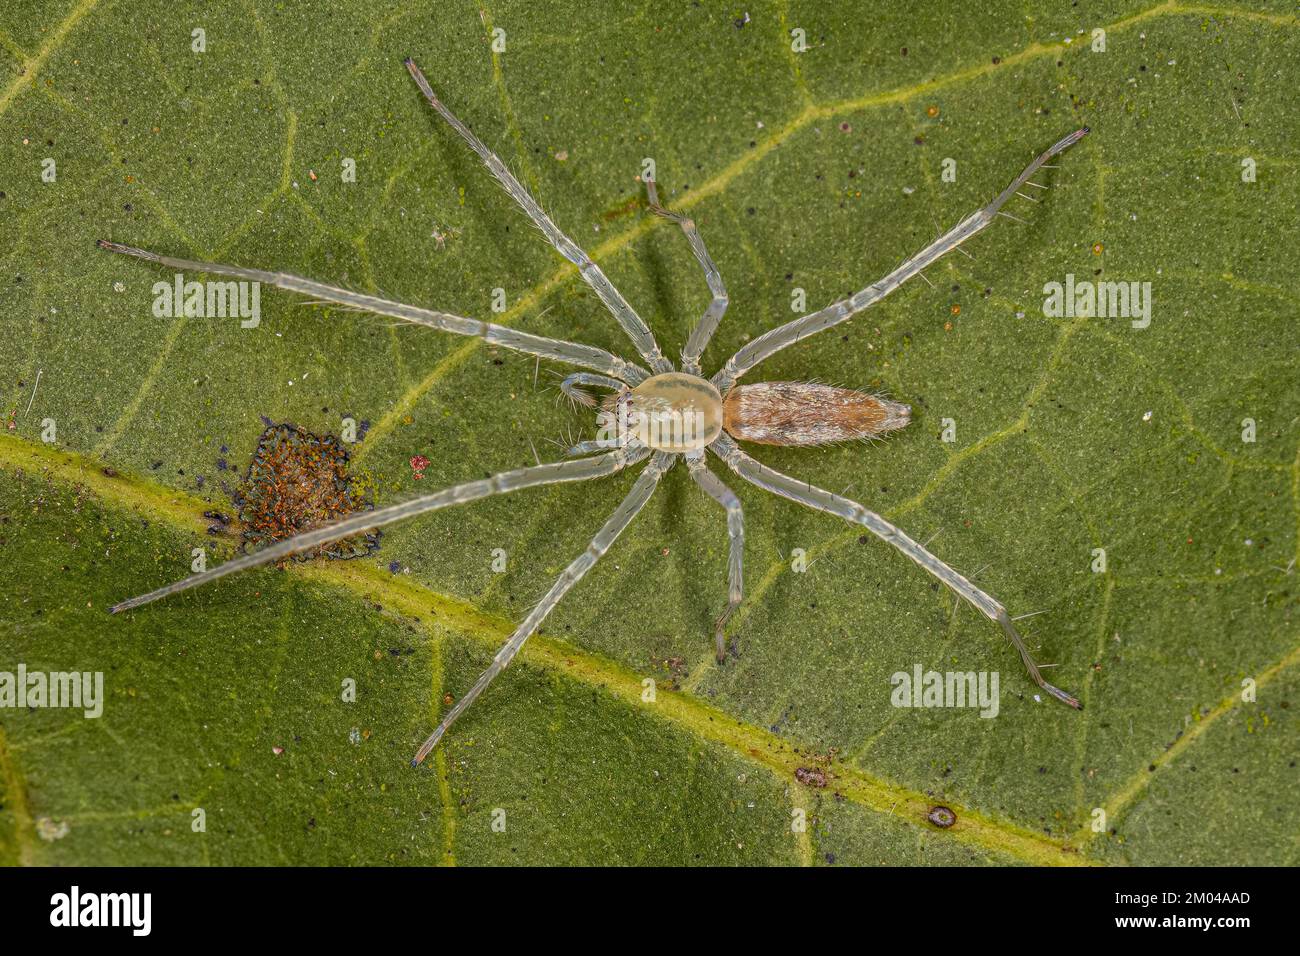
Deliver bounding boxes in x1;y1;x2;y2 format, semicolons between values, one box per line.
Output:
795;767;828;788
927;806;956;828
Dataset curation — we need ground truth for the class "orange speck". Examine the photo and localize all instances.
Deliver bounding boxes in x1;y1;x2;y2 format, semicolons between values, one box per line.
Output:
926;105;939;117
1092;242;1104;255
950;304;961;315
944;321;953;331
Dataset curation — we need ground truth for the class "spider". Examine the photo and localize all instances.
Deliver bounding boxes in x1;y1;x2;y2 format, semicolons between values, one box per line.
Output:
100;58;1088;767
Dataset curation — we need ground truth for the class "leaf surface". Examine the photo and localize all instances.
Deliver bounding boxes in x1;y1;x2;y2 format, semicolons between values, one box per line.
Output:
1;0;1297;865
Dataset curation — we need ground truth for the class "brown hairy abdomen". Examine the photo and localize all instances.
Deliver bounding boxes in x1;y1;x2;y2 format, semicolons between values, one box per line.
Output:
722;381;910;446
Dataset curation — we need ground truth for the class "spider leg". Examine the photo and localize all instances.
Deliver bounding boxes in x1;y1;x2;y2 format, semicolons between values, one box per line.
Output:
109;446;649;613
412;451;676;762
643;178;729;376
686;453;744;663
564;439;624;457
712;128;1090;391
709;434;1081;709
405;58;671;375
95;240;647;384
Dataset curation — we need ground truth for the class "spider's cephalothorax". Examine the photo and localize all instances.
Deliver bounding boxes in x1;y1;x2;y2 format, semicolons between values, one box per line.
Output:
620;372;724;452
101;58;1090;766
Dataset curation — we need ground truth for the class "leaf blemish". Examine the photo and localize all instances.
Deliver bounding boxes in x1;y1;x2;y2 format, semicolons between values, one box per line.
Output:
234;422;379;563
927;806;956;829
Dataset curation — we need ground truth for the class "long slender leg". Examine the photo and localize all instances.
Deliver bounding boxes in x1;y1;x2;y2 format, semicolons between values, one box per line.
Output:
110;446;649;613
709;434;1080;709
96;240;648;384
405;58;671;375
644;178;729;375
713;128;1089;391
686;454;744;662
413;451;676;762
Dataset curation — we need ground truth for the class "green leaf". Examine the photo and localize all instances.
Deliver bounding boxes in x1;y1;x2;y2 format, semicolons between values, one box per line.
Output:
1;0;1296;866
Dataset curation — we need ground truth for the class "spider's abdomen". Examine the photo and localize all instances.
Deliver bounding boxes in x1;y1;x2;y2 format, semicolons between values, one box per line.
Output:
722;381;910;446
